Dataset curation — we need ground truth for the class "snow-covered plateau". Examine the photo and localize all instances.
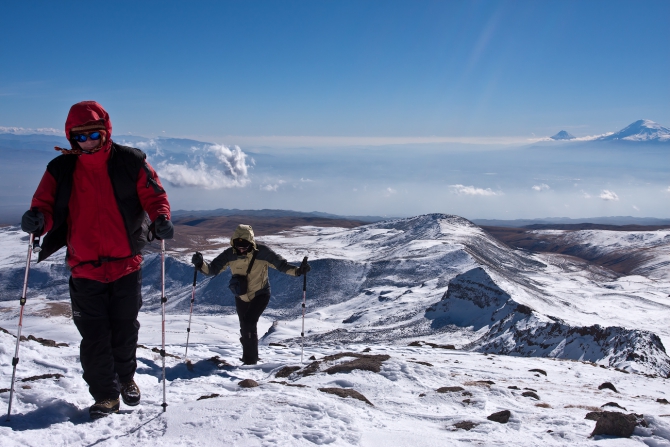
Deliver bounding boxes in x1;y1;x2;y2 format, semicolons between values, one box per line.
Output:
1;214;669;445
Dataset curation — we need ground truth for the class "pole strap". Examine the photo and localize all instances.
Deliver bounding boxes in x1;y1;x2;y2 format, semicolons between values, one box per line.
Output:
12;357;18;366
161;296;167;303
160;349;166;357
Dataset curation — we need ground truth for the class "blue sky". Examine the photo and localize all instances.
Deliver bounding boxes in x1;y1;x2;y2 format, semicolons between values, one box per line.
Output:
0;1;669;220
1;0;668;141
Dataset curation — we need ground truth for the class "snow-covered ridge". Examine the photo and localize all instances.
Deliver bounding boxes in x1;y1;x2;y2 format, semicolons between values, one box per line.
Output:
1;214;669;377
530;228;670;280
427;268;670;377
599;119;670;142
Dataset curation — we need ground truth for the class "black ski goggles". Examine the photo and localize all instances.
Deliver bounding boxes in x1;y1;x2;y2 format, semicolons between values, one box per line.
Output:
234;239;252;250
71;131;102;143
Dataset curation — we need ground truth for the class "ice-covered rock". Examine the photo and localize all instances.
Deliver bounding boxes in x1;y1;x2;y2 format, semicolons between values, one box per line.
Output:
427;267;670;377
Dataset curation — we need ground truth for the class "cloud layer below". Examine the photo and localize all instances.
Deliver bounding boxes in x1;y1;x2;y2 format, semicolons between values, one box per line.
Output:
157;144;250;189
449;184;501;196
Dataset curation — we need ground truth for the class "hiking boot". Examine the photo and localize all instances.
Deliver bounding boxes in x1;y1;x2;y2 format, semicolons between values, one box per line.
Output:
121;379;141;406
89;398;120;419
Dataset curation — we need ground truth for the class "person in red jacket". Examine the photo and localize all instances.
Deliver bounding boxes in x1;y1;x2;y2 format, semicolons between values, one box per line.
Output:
21;101;173;419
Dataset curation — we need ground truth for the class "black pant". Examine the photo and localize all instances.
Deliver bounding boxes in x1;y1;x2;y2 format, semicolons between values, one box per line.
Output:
70;270;143;401
235;293;270;362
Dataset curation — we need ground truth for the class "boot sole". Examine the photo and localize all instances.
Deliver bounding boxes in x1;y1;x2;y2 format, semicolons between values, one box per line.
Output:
121;395;141;407
90;408;119;419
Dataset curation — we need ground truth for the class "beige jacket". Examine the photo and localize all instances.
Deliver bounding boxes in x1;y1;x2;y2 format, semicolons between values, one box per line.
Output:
199;224;301;302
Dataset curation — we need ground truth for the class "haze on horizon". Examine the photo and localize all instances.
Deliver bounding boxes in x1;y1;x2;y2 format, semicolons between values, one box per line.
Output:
0;1;668;221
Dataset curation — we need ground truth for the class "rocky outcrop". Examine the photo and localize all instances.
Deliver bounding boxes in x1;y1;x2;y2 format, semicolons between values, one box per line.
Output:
426;267;670;377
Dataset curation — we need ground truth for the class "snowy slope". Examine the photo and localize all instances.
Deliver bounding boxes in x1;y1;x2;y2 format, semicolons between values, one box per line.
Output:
529;228;670;280
1;214;670;445
1;313;670;446
1;214;669;375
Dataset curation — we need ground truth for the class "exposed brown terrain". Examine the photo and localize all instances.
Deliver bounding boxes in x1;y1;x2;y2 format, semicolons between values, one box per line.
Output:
482;225;670;275
162;215;368;253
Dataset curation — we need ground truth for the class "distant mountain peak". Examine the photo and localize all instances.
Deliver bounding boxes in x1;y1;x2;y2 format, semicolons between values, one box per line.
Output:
550;130;575;140
599;119;670;142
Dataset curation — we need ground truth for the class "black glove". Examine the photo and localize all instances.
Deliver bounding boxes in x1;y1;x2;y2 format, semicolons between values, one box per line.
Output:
153;215;174;240
296;261;311;276
21;209;44;234
192;252;204;268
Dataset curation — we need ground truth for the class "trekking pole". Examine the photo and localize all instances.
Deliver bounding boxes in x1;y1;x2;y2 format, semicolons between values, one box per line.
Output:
184;266;198;361
6;233;41;421
300;256;308;364
160;239;168;412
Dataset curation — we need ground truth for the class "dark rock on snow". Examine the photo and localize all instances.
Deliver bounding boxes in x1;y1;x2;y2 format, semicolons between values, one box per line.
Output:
318;387;373;406
529;369;547;376
299;352;391;376
453;421;478;431
522;391;540;400
207;356;231;368
487;410;511;424
238;379;259;388
411;361;433;367
275;366;301;378
197;393;220;400
21;373;63;382
657;398;669;404
269;381;307;388
590;412;644;438
437;386;465;393
585;411;603;421
598;382;619;393
602;402;627;410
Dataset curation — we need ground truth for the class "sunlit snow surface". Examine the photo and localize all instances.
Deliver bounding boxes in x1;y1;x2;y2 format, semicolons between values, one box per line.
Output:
1;215;670;445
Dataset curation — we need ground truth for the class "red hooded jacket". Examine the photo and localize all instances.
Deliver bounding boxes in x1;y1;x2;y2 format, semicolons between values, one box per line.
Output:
30;101;170;282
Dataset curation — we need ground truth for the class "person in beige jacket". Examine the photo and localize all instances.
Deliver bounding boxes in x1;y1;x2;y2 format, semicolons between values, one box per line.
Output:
191;224;310;364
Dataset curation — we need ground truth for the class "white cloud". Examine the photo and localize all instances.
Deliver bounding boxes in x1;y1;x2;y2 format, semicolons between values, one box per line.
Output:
300;178;314;182
581;191;591;199
260;180;285;192
449;184;500;196
387;187;397;194
632;205;640;211
532;183;550;191
599;190;619;201
666;186;670;193
157;144;250;189
0;126;61;135
128;138;164;156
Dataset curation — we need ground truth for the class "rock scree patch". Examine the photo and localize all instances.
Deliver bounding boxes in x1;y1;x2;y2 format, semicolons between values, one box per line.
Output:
318;387;373;406
298;352;391;376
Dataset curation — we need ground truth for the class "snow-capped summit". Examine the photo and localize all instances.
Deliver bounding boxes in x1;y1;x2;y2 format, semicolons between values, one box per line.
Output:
599;119;670;142
550;130;575;140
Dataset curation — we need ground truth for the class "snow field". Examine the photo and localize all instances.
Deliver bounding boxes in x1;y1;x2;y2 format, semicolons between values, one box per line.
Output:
1;310;670;446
